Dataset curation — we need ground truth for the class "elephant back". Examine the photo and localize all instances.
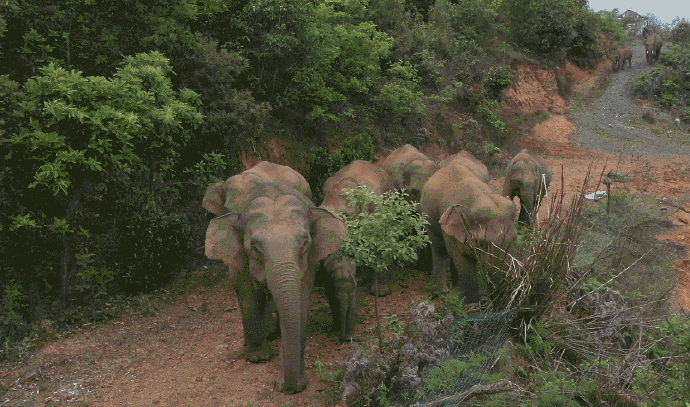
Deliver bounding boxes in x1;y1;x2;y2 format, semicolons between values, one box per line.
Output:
204;175;313;216
420;164;480;224
322;160;391;214
244;161;312;199
380;144;430;180
438;150;489;182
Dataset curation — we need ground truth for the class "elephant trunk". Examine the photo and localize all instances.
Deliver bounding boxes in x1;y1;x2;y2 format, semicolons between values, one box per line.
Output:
267;260;306;394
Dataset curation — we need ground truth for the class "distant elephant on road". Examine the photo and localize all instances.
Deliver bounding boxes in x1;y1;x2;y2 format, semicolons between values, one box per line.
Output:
612;48;632;71
203;168;346;394
321;160;398;298
421;165;518;300
380;144;440;202
645;34;663;63
502;149;552;227
438;150;490;183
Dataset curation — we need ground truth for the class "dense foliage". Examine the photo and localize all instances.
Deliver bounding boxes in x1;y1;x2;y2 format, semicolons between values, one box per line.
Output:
632;44;690;123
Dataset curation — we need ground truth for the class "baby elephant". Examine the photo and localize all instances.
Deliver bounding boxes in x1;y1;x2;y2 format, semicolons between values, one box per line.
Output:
321;160;398;298
612;48;632;71
503;149;552;227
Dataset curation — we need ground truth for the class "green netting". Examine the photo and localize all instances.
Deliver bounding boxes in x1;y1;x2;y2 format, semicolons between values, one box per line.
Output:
339;305;516;406
397;309;516;406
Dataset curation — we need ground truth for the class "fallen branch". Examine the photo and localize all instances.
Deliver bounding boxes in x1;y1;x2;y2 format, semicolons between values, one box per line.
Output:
658;199;690;214
408;380;522;407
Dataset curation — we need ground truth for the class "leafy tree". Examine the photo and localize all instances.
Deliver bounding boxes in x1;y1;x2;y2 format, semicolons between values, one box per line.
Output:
594;9;628;43
503;0;586;63
293;0;393;122
339;186;430;347
1;52;203;319
670;18;690;43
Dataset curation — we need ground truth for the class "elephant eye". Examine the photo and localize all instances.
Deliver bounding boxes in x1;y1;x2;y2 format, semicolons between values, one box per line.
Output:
300;236;311;252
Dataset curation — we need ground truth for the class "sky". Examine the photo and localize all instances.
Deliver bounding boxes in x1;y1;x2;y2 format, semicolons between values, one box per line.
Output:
587;0;689;25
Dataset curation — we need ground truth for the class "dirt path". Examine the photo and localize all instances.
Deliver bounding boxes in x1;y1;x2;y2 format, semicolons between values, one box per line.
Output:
523;43;690;311
1;48;689;407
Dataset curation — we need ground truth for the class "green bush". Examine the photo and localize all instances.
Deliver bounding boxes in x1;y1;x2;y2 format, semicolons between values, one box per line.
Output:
632;44;690;120
484;64;514;101
595;9;629;43
670;18;690;44
1;280;28;343
372;61;425;125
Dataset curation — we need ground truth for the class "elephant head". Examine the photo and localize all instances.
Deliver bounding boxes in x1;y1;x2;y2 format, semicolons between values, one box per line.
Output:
381;144;439;202
401;158;441;202
245;161;313;199
502;149;552;227
205;181;345;393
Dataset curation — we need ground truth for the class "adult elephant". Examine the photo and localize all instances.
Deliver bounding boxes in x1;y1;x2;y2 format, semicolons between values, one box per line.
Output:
421;165;518;300
204;176;345;393
321;160;398;298
438;150;490;183
502;149;552;227
645;34;663;63
380;144;440;202
612;48;632;71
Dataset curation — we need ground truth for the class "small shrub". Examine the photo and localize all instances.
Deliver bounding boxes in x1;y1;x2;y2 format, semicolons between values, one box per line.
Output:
484;64;514;101
1;280;29;347
642;111;656;124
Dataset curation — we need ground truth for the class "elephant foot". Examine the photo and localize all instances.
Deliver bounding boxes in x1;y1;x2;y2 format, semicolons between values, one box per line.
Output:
428;284;450;300
244;343;275;363
275;376;309;394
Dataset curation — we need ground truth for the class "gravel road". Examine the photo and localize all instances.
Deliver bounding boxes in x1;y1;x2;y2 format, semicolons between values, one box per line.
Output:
571;43;690;158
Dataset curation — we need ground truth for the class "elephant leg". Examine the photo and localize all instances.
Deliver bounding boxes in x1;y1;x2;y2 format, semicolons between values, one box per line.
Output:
323;256;357;342
429;226;451;297
453;252;481;303
518;196;533;227
233;271;275;362
369;269;392;297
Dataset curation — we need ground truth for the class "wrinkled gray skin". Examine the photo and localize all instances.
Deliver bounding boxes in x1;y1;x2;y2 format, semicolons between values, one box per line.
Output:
438;150;490;183
502;149;552;227
421;165;518;300
380;144;440;202
321;160;398;298
203;172;345;394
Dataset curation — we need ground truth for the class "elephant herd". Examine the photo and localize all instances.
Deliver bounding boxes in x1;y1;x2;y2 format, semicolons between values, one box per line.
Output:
612;34;664;72
202;145;551;393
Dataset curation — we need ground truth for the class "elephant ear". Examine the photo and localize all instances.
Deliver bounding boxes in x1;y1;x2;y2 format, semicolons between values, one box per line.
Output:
309;207;347;264
439;204;472;244
203;182;228;216
205;213;244;281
